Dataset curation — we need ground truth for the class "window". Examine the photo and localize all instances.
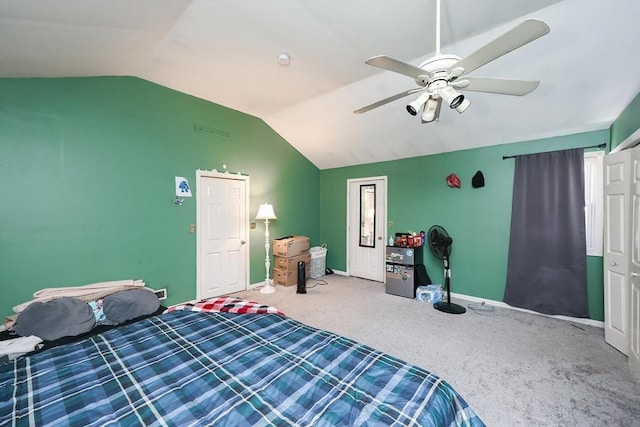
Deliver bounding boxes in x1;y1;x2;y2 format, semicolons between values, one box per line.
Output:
584;151;604;256
359;184;376;247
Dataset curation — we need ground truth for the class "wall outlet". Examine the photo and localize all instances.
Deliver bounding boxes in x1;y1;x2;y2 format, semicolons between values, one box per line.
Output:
154;288;167;300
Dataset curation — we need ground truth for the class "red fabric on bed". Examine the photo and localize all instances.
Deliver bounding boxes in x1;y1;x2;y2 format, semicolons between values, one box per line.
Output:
165;296;285;317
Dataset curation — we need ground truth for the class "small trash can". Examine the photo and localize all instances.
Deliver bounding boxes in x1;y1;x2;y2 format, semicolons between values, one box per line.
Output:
309;245;327;279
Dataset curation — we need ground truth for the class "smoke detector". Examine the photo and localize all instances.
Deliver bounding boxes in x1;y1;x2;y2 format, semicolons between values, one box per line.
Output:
278;52;290;66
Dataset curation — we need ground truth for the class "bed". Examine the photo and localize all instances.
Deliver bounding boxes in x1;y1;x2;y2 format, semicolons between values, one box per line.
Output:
0;297;484;426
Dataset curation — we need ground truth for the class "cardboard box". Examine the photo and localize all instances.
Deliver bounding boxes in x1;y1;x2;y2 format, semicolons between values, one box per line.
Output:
272;236;310;257
273;266;310;286
274;252;311;271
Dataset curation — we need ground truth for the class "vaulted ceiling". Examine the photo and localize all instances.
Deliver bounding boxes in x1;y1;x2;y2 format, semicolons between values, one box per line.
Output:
1;0;639;169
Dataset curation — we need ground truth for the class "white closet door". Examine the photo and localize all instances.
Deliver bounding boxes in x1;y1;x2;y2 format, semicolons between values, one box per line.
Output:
629;145;640;378
604;150;631;354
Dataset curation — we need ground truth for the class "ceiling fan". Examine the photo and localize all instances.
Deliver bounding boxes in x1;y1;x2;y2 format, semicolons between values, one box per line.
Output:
354;0;550;123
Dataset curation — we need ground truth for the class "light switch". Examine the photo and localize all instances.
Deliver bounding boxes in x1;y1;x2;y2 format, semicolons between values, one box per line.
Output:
189;224;195;233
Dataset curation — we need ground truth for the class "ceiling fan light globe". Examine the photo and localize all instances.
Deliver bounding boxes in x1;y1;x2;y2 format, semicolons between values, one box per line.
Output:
421;113;436;123
421;98;439;122
455;98;471;113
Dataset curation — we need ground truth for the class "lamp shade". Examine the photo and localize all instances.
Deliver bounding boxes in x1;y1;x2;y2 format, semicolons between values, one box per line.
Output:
255;203;277;220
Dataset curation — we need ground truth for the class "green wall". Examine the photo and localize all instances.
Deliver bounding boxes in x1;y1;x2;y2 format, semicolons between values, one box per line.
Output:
2;79;636;323
320;130;609;321
610;91;640;150
0;77;320;317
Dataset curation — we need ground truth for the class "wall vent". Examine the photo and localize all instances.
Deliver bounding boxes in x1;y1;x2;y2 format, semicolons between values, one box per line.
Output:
154;288;167;300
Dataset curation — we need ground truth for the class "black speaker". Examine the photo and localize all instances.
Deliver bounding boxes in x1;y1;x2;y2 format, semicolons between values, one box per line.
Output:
297;261;307;294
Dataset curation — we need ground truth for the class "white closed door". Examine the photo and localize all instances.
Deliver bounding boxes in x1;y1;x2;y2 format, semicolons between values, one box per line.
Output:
629;145;640;378
604;150;630;354
197;171;249;299
347;177;386;282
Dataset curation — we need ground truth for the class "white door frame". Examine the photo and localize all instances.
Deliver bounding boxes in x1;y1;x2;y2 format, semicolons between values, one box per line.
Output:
346;176;387;282
196;170;250;300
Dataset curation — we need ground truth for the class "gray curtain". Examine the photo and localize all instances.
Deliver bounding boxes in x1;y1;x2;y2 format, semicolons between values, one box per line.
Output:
503;148;589;317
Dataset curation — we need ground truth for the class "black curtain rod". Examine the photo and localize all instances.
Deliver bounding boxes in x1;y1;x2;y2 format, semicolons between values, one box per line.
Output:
502;142;607;160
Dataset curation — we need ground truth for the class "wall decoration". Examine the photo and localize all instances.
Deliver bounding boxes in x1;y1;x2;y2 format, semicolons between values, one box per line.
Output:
446;173;461;188
175;177;192;197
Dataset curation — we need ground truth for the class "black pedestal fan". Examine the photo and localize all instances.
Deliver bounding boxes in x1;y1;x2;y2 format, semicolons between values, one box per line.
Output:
428;225;466;314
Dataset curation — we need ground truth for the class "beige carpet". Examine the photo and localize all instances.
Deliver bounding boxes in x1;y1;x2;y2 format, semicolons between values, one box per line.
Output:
235;274;640;426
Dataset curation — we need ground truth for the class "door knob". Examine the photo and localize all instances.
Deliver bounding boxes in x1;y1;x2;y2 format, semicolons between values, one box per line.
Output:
240;240;246;245
610;261;617;266
632;272;640;277
377;236;382;240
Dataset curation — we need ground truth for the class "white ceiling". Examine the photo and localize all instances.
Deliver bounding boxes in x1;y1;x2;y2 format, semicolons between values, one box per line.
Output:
1;0;639;169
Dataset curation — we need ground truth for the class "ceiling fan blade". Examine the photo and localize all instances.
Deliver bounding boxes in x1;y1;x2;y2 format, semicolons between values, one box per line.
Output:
453;77;540;96
365;55;428;80
449;19;550;77
354;88;426;114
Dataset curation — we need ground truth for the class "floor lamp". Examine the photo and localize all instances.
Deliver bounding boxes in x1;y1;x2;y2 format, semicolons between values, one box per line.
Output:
256;203;277;294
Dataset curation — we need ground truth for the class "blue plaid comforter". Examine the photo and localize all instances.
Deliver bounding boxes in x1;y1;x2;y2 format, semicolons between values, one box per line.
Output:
1;310;484;426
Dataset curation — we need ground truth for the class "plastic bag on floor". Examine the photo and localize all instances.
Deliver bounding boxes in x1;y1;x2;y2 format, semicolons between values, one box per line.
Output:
416;284;443;304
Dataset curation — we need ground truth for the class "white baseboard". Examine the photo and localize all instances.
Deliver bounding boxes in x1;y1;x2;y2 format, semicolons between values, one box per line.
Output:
450;292;604;328
249;281;267;290
248;269;348;289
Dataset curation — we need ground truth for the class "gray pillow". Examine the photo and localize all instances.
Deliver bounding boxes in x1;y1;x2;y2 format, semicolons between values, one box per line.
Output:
103;289;160;324
15;297;96;341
